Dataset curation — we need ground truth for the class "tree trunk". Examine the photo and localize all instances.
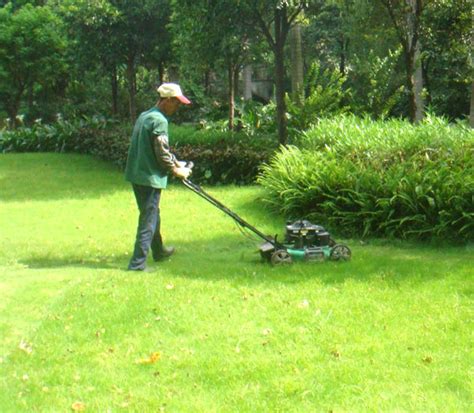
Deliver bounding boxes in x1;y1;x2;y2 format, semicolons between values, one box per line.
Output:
274;8;288;146
243;65;252;100
470;12;474;128
422;57;431;107
7;89;24;129
413;44;424;122
228;63;235;131
406;0;423;123
158;61;165;85
234;66;240;103
290;23;304;105
27;83;34;124
470;80;474;128
6;106;18;129
126;55;137;121
338;37;349;75
204;70;211;95
253;3;305;144
111;65;118;116
405;50;417;123
382;0;424;123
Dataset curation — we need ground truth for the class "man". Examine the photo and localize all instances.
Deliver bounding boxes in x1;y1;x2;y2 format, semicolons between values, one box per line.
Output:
125;83;192;271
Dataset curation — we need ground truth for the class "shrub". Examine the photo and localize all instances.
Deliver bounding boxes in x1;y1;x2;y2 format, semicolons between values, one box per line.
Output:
171;124;273;148
234;100;278;136
286;62;351;133
174;142;274;184
0;119;78;153
258;115;474;242
153;125;277;184
348;48;404;118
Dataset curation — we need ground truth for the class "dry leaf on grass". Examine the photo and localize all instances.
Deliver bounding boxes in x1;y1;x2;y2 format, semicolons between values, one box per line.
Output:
331;349;341;358
136;352;161;365
298;299;310;309
19;339;33;354
71;401;86;411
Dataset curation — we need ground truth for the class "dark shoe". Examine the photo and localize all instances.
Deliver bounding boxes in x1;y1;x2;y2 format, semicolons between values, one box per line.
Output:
153;246;175;261
127;266;155;273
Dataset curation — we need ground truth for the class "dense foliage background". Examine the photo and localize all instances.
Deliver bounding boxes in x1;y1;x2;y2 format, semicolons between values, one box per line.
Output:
0;0;472;131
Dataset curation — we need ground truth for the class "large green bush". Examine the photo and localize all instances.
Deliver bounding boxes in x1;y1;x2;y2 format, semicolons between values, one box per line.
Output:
258;115;474;242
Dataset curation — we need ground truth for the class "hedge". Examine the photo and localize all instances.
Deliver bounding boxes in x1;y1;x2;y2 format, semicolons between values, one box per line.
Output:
0;119;276;184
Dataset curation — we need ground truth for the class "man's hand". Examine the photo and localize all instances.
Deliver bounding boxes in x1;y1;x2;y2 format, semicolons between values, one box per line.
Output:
172;166;192;180
175;160;187;168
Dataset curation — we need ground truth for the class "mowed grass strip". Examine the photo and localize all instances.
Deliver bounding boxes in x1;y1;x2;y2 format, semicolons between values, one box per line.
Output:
0;153;472;412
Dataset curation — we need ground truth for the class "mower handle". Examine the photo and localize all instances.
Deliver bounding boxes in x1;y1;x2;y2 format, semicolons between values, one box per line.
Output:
181;170;284;249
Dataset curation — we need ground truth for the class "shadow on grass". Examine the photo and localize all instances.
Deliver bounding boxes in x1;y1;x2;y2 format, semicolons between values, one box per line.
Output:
20;256;128;271
0;153;127;201
18;233;472;287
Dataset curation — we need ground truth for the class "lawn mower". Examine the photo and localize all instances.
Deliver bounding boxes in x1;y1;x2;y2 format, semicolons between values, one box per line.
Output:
182;169;351;265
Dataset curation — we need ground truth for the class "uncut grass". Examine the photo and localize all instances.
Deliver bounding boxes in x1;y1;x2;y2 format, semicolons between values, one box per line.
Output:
0;153;472;412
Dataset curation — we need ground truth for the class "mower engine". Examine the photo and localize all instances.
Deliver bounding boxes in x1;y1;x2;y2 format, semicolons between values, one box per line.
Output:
259;219;351;265
285;220;332;248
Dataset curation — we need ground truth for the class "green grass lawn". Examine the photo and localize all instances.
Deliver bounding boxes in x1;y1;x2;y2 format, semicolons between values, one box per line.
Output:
0;153;472;412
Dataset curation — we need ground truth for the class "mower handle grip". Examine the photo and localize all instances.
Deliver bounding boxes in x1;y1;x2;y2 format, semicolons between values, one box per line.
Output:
180;161;194;184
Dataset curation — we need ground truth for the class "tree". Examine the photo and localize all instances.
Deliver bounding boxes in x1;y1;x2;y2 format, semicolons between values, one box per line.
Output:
57;0;172;121
171;0;257;130
471;10;474;128
380;0;425;123
56;0;122;116
0;3;67;127
244;0;308;145
305;0;350;75
420;0;472;121
112;0;172;120
301;1;402;117
0;0;46;8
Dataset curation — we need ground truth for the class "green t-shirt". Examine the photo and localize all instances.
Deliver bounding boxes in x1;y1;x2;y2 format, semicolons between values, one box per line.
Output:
125;107;169;189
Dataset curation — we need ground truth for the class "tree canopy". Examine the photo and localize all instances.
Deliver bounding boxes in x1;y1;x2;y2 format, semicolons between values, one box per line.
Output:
0;0;472;134
0;3;66;126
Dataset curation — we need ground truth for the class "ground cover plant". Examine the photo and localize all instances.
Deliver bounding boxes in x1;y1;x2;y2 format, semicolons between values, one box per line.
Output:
0;153;472;412
259;115;474;241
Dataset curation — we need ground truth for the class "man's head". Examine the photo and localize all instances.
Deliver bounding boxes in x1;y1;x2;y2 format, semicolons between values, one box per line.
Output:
157;83;191;116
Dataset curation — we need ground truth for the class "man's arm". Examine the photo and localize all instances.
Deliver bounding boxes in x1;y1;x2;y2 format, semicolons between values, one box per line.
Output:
152;134;191;179
152;134;177;172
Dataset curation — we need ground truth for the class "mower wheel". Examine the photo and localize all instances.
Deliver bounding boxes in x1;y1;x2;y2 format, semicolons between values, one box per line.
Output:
271;249;292;265
330;244;351;261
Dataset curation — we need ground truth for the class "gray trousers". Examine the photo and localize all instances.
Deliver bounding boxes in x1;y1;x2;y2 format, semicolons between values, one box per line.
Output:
128;184;164;270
